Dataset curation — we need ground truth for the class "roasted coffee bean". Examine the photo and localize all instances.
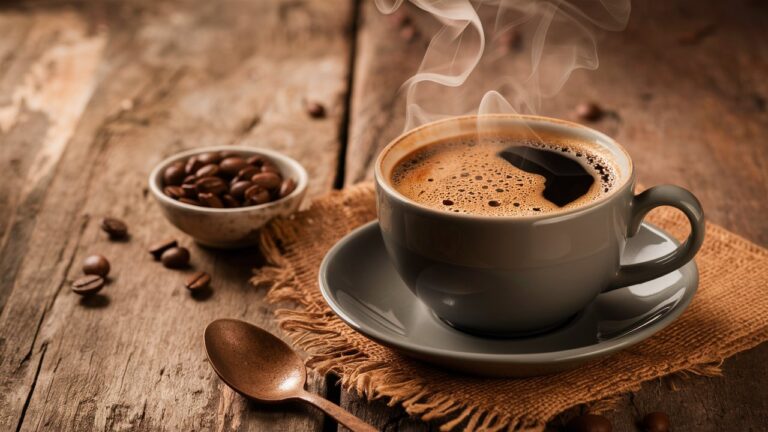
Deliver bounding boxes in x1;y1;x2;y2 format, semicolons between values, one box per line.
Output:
197;151;222;165
198;192;224;208
246;155;266;167
163;185;186;199
260;164;280;175
230;180;253;200
236;166;259;182
161;247;190;269
251;172;282;190
640;412;670;432
72;275;105;296
279;178;297;198
566;414;612;432
399;25;417;42
196;163;220;178
149;238;178;260
222;194;240;208
195;177;227;195
101;217;128;239
179;197;199;206
306;101;326;118
181;183;198;198
219;157;248;177
245;185;271;205
575;102;604;122
185;156;203;175
163;162;186;186
220;150;240;158
163;152;290;208
83;254;110;277
185;271;211;291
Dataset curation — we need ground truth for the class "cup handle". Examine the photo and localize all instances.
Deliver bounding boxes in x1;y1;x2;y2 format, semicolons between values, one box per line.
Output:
605;185;705;291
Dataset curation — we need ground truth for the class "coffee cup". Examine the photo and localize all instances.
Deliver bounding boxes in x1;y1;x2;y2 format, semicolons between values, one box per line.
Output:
374;114;705;336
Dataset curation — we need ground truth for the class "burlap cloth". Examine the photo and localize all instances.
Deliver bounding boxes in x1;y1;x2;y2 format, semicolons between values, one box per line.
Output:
252;182;768;432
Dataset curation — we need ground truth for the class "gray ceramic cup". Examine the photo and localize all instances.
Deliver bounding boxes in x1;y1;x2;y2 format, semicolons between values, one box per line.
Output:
374;114;705;336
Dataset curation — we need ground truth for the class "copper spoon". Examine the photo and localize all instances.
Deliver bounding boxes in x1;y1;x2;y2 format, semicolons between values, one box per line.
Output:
204;318;377;432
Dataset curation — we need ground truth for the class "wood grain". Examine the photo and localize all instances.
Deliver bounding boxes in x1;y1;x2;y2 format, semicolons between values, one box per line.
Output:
0;0;353;430
342;0;768;430
1;0;767;431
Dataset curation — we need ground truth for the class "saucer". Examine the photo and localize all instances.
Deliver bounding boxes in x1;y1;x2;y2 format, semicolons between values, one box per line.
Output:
319;221;698;377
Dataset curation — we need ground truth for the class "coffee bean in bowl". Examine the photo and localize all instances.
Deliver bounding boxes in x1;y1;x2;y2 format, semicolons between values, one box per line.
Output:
149;146;307;248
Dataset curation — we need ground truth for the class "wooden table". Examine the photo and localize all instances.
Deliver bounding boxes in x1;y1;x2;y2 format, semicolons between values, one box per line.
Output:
1;1;766;430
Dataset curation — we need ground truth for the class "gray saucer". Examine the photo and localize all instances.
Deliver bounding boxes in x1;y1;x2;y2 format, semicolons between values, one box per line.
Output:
319;221;698;377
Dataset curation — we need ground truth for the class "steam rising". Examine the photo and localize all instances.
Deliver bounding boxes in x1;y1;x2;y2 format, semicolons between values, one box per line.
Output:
375;0;631;131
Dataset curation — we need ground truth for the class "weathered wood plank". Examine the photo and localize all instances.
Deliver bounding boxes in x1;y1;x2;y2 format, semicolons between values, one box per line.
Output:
343;0;768;430
0;0;353;430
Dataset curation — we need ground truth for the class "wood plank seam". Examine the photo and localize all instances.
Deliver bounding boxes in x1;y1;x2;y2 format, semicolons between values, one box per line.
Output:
334;0;363;190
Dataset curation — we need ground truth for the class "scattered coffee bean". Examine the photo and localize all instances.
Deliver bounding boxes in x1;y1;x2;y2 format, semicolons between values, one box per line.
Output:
498;28;521;52
100;217;128;239
148;238;178;260
279;178;297;198
389;11;411;27
161;246;190;269
83;254;110;277
196;163;220;178
566;414;612;432
72;275;105;296
251;172;282;190
163;185;186;199
400;25;417;42
219;157;248;177
198;192;224;208
575;102;604;122
160;151;296;208
185;271;211;291
306;101;326;118
197;151;222;165
163;162;186;186
640;412;670;432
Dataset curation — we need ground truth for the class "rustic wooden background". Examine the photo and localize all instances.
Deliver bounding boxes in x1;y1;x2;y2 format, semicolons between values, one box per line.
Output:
1;0;766;431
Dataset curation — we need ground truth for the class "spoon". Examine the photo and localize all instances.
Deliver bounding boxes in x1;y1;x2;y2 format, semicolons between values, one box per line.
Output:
204;318;377;432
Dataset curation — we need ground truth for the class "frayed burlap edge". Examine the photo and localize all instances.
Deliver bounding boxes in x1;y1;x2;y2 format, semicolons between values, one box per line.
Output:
249;184;763;432
251;203;546;431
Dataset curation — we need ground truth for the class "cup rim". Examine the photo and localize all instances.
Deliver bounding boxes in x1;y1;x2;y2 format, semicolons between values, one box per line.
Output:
374;114;635;222
148;145;308;214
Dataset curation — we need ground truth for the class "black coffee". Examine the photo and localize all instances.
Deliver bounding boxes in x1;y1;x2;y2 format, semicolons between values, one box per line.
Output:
390;135;618;216
499;146;594;207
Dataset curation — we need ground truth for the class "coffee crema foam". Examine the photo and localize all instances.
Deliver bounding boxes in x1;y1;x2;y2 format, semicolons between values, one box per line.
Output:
390;136;619;216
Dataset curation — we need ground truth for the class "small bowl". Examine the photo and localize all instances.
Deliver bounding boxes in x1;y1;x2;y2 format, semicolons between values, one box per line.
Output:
149;146;308;248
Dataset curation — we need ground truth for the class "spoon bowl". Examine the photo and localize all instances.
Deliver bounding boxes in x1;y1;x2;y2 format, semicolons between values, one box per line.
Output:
204;318;306;402
204;319;376;432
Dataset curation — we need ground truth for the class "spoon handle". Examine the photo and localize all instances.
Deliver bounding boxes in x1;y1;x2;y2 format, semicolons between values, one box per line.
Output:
299;391;378;432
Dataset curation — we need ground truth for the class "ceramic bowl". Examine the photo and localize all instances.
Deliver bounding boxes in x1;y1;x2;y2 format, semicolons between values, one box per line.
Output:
148;146;308;248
